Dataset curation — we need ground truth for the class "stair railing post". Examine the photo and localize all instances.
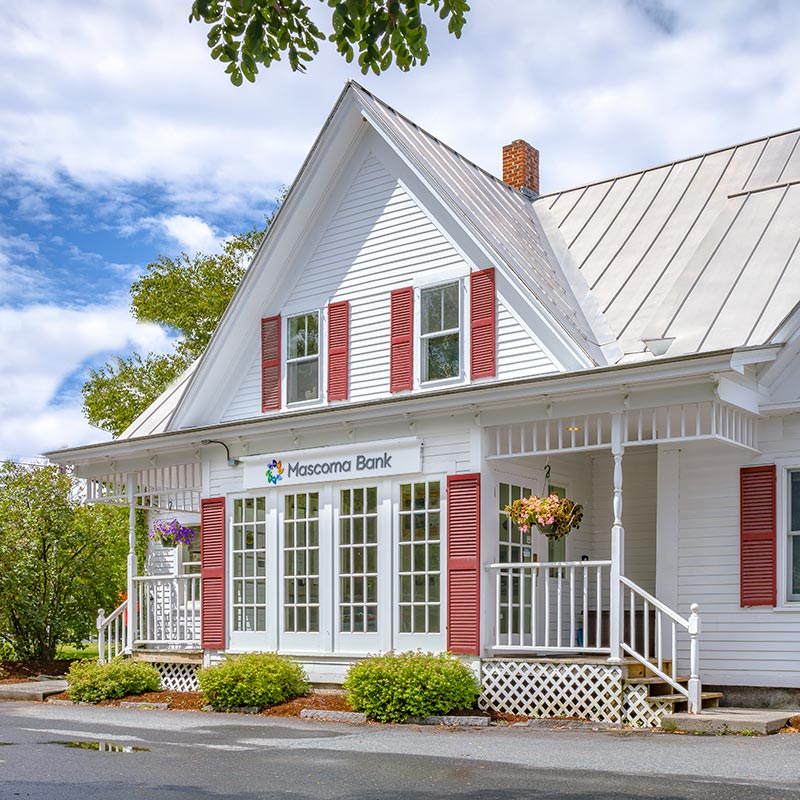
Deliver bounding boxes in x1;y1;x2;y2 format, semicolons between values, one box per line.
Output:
608;412;625;664
97;608;106;664
688;603;702;713
126;474;138;654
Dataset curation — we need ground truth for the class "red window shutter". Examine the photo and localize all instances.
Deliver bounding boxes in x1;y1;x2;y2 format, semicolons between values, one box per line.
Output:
328;300;350;401
740;465;776;607
447;473;481;654
390;287;413;393
470;268;496;380
201;497;226;649
261;315;281;412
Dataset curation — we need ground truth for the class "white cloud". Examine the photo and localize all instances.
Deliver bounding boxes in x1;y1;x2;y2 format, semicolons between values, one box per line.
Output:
1;0;796;208
0;302;175;458
156;214;222;254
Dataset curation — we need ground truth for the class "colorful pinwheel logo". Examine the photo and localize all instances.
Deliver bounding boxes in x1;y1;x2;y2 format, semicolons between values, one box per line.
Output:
265;458;284;485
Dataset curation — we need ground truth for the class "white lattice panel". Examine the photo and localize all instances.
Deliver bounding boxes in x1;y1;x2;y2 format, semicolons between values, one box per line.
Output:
156;662;200;692
623;684;675;728
480;661;624;724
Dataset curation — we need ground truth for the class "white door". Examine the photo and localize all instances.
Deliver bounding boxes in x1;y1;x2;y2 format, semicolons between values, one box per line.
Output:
229;495;269;651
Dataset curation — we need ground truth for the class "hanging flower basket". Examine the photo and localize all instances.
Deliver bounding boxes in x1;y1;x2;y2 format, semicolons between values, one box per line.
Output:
505;494;584;541
149;519;198;548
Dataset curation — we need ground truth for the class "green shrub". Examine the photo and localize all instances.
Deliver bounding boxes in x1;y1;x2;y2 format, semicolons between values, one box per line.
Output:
198;652;309;709
343;651;479;723
67;658;161;703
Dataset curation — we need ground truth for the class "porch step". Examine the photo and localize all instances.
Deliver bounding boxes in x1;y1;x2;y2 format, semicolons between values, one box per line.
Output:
626;660;672;679
661;707;797;735
624;675;689;685
646;691;723;709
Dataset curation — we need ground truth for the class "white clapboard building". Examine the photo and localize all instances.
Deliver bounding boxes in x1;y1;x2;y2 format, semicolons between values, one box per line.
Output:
48;83;800;726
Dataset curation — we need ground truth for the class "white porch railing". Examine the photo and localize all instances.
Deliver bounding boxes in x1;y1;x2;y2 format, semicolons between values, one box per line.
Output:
487;561;702;713
487;560;612;653
134;575;202;648
97;601;129;663
620;576;701;710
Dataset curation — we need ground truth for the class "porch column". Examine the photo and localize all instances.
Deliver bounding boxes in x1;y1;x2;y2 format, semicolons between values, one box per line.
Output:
126;473;138;653
608;413;625;664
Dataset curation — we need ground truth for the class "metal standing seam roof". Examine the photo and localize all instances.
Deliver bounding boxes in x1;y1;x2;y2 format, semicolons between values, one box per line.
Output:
350;82;602;365
535;128;800;359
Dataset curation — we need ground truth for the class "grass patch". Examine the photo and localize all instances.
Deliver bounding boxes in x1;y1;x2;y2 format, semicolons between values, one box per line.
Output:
56;643;99;661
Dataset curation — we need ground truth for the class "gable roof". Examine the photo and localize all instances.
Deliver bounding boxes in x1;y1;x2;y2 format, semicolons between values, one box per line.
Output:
535;128;800;359
349;83;602;365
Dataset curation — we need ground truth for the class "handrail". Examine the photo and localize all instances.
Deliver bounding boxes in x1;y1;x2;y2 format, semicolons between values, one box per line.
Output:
619;575;702;713
96;601;129;663
487;559;612;570
619;575;688;628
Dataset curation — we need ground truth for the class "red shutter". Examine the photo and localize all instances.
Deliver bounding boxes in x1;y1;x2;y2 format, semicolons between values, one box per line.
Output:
261;315;281;412
470;268;496;380
328;300;350;401
447;473;481;654
390;287;413;393
201;497;226;649
740;465;776;607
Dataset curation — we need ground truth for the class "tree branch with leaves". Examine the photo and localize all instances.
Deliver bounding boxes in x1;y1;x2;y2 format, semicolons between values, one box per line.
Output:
190;0;470;85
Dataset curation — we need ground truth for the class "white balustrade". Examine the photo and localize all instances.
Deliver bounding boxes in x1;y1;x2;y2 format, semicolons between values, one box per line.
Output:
487;560;612;653
619;575;702;712
134;575;202;647
96;602;129;663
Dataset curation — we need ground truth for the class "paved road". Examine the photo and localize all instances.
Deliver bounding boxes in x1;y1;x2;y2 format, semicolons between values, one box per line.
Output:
0;701;798;799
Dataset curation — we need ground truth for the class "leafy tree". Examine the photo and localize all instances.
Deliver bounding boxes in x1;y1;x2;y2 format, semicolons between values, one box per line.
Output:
190;0;470;85
83;214;277;437
0;462;129;661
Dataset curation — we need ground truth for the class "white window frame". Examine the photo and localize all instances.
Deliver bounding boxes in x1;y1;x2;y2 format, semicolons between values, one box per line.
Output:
393;476;447;650
786;467;800;604
414;278;469;391
285;309;323;408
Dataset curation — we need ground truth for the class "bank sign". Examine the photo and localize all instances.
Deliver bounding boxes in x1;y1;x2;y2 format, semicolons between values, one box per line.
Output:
242;438;422;489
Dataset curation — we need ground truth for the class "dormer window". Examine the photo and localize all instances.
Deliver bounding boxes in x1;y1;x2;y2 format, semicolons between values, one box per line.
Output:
420;282;461;382
287;311;320;404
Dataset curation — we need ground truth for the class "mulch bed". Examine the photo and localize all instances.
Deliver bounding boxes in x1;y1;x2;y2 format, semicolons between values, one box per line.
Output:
0;660;73;683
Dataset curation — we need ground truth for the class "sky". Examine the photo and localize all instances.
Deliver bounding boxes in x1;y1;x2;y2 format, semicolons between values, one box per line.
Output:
1;0;798;460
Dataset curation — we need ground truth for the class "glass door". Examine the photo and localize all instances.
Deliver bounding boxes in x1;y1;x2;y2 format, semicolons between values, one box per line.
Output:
229;496;268;650
335;485;382;653
279;490;323;652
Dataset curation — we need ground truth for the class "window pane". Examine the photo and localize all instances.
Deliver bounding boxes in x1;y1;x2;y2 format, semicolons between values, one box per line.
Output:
288;315;306;359
421;287;442;334
288;358;319;403
423;332;460;381
442;283;459;329
306;312;319;356
791;472;800;532
793;536;800;595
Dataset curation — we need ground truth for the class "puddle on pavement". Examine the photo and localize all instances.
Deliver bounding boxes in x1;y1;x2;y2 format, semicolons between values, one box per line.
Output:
47;740;150;753
0;743;15;746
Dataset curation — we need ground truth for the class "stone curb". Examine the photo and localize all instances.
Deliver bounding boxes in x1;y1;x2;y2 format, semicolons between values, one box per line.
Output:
407;715;490;727
202;705;260;714
300;709;367;723
120;701;170;710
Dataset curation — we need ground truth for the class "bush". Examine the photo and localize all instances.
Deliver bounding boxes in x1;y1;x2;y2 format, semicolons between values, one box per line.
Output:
66;658;161;703
343;651;479;723
198;652;309;709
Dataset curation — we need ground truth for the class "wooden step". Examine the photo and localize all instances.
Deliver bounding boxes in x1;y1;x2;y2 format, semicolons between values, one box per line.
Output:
130;649;203;665
626;660;673;678
624;675;689;685
646;691;723;707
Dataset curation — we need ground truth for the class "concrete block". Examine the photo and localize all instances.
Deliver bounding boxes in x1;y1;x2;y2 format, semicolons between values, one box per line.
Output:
0;680;68;702
300;709;367;723
408;714;490;727
662;707;796;735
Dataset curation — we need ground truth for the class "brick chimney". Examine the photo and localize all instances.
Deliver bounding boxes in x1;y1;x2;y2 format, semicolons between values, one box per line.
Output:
502;139;539;196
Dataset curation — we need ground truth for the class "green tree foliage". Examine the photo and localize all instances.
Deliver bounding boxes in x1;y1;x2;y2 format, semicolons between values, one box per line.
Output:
82;216;276;437
0;463;129;661
190;0;470;85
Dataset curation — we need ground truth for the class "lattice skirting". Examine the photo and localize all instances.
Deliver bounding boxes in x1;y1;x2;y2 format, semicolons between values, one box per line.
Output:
154;662;200;692
480;661;624;724
623;684;673;728
479;660;676;727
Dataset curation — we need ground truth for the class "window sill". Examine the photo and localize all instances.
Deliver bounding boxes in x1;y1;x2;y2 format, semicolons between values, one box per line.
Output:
418;375;467;392
285;397;325;411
